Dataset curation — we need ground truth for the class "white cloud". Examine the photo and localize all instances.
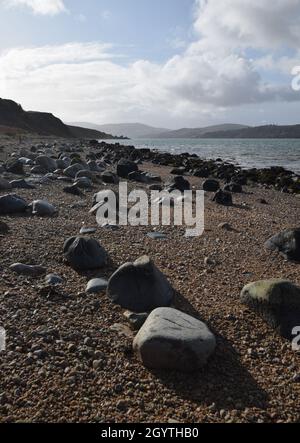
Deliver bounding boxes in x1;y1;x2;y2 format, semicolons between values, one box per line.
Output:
1;0;300;126
3;0;67;15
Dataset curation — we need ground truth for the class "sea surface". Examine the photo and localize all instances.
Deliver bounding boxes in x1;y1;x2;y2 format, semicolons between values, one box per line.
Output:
105;138;300;174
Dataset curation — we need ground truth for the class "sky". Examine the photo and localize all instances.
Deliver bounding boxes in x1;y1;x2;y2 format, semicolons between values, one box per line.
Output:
1;0;300;129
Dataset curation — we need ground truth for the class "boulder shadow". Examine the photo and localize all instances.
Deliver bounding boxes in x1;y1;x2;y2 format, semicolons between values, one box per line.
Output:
148;291;269;412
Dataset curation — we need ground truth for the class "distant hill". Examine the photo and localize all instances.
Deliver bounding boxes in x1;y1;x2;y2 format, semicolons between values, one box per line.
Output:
154;124;249;138
0;98;114;139
202;124;300;139
70;122;171;139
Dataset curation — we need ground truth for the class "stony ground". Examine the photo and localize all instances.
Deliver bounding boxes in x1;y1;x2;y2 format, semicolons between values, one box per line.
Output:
0;136;299;423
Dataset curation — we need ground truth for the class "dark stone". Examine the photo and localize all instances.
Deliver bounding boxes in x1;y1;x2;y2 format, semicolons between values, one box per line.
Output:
63;185;83;196
167;176;190;192
117;159;138;178
0;221;9;234
212;190;233;206
224;182;243;193
171;167;186;175
193;168;210;178
0;194;28;215
10;179;35;190
64;236;108;271
6;159;25;175
107;256;174;312
101;171;119;184
202;179;220;192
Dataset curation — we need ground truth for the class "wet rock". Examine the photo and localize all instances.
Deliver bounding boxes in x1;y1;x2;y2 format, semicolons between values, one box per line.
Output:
10;263;46;277
202;179;220;192
86;278;108;294
241;279;300;340
0;194;28;215
64;236;108;271
265;229;300;262
30;200;57;217
107;255;174;312
133;307;216;372
117;159;138;178
212;189;233;206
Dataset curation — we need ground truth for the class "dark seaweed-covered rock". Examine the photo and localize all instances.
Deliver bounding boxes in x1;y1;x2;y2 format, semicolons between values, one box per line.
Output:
64;236;108;271
241;279;300;340
265;229;300;262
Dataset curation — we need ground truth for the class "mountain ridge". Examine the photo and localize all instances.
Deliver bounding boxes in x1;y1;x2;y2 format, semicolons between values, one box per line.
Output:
69;122;170;139
0;98;115;139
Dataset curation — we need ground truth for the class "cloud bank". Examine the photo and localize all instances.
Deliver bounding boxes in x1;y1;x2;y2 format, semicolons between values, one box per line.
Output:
1;0;300;126
3;0;67;15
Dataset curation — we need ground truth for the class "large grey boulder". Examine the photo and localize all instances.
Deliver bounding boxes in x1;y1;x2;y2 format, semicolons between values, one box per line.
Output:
133;307;216;372
30;200;57;217
64;236;108;271
265;229;300;262
63;163;86;179
107;256;174;312
0;194;28;215
35;156;57;172
241;279;300;339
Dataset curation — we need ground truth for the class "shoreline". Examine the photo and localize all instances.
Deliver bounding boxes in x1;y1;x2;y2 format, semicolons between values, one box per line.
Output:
0;136;299;423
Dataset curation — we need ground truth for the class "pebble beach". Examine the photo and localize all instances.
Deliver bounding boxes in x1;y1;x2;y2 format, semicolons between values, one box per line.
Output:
0;135;300;423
